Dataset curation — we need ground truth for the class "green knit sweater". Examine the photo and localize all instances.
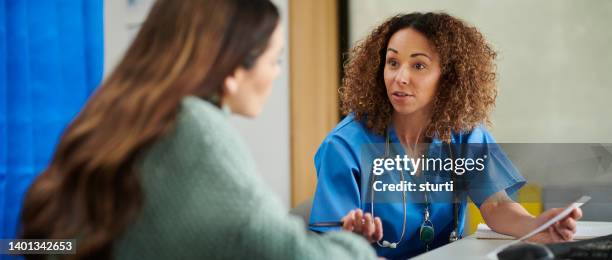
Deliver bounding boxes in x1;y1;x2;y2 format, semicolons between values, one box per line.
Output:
114;96;377;259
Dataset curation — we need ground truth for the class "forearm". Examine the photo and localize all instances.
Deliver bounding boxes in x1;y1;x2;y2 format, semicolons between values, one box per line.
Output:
479;191;538;238
242;195;378;259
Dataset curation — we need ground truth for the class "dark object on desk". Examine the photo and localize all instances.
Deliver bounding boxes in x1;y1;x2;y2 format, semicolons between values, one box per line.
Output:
547;233;612;259
497;243;554;260
498;233;612;260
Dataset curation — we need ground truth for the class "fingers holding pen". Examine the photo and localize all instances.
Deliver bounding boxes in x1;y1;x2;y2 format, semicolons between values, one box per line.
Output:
341;210;355;232
340;209;384;243
353;209;364;233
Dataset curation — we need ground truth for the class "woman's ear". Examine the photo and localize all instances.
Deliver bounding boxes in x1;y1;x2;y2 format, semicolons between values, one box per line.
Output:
224;68;246;96
223;75;238;95
223;75;239;96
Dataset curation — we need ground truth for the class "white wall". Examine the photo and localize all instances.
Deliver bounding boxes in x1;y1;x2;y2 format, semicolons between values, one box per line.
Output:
104;0;153;76
349;1;612;219
104;0;291;207
349;0;612;143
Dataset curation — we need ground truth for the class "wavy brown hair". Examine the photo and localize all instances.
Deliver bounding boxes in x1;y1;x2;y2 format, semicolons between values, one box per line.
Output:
19;0;279;259
341;12;497;142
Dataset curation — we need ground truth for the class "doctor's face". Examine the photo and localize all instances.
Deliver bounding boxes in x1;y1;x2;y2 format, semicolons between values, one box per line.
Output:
383;28;441;116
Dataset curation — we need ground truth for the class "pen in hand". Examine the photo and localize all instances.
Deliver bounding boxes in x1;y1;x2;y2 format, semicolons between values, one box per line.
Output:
309;221;344;227
311;209;384;243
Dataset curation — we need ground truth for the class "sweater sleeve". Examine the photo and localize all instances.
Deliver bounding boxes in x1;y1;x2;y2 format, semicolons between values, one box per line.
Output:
183;101;378;260
121;97;378;260
229;162;378;260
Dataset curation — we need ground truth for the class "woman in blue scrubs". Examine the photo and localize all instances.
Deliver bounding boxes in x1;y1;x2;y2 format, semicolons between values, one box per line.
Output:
308;12;582;259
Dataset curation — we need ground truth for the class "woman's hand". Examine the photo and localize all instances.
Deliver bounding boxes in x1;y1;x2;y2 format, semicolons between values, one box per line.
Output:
527;207;583;243
340;209;384;243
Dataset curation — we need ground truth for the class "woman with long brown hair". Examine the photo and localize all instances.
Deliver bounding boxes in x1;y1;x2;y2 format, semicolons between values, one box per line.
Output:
19;0;378;259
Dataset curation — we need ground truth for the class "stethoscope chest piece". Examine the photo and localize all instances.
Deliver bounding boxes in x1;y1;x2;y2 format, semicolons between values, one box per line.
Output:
419;222;435;244
419;208;435;245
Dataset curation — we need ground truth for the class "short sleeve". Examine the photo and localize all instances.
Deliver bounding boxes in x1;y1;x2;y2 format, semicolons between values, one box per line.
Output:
308;135;362;233
463;127;526;207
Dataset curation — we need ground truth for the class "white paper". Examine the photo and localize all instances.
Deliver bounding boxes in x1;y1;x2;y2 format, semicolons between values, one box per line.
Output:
486;195;591;259
476;224;514;239
477;221;612;240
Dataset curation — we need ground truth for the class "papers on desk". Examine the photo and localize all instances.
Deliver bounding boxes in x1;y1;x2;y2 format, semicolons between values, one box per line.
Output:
476;222;612;240
475;224;514;240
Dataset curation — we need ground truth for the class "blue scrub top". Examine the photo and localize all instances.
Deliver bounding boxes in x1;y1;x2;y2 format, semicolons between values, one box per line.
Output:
308;114;526;259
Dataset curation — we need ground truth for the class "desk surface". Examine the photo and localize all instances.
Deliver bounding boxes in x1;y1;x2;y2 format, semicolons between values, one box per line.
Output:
413;221;612;260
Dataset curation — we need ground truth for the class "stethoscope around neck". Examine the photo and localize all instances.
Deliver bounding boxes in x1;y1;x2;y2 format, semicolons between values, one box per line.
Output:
371;129;461;250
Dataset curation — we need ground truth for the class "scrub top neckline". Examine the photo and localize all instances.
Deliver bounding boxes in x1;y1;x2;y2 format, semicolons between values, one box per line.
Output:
386;122;448;146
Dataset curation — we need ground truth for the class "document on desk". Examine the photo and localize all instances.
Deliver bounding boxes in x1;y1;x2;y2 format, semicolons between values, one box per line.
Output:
486;195;591;259
475;224;514;240
477;221;612;240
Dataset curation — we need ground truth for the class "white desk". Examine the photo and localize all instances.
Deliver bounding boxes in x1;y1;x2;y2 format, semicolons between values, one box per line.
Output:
413;221;612;259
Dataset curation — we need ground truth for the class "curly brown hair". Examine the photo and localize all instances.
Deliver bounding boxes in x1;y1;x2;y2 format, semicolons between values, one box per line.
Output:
340;12;497;142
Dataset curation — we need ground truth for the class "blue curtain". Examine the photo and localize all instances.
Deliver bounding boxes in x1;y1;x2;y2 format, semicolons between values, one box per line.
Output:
0;0;103;249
